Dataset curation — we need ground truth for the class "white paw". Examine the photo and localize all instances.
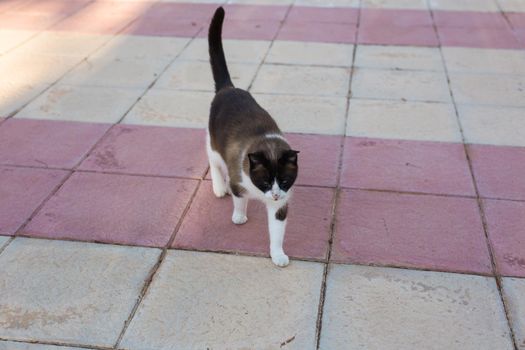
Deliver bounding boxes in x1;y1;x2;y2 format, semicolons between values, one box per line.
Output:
232;212;248;225
212;182;228;198
271;253;289;267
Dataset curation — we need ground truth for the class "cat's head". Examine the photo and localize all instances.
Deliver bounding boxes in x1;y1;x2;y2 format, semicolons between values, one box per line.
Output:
247;149;299;201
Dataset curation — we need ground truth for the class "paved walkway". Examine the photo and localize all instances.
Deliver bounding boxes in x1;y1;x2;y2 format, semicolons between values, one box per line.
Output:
0;0;524;349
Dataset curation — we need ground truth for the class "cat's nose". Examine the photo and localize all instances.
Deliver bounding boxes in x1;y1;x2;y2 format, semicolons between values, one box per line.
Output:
272;194;279;200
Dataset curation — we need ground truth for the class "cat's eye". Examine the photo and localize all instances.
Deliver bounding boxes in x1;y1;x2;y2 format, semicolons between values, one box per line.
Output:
281;180;289;185
263;181;271;187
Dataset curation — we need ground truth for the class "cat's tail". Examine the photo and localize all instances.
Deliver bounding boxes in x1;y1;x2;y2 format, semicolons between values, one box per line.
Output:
208;7;233;92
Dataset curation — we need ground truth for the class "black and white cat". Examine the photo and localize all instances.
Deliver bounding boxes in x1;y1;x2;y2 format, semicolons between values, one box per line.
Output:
206;7;299;267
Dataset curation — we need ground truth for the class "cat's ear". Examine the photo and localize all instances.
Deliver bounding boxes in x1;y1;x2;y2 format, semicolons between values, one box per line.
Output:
248;151;267;168
281;149;299;164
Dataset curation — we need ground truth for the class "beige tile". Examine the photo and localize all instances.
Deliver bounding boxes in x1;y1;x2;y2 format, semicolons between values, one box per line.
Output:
61;56;168;88
429;0;499;11
0;342;82;350
0;238;160;346
13;31;111;57
0;81;49;117
92;35;190;61
295;0;359;7
450;72;525;107
267;41;354;67
0;53;82;85
253;93;348;135
156;60;258;91
121;250;323;350
320;264;514;350
0;236;10;250
355;45;443;71
180;38;270;63
502;277;525;348
252;64;350;96
443;47;525;75
0;30;35;55
459;105;525;146
352;68;451;102
16;84;142;123
361;0;428;9
347;99;461;142
497;0;525;11
123;89;213;128
226;0;292;4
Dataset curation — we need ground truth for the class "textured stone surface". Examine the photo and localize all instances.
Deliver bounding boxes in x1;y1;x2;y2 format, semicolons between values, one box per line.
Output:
320;264;514;350
502;277;525;348
355;45;443;70
121;250;324;350
14;31;110;57
267;41;354;66
333;189;492;274
0;166;68;236
0;238;160;346
24;172;197;247
0;342;83;350
442;47;525;74
0;81;49;116
179;38;270;63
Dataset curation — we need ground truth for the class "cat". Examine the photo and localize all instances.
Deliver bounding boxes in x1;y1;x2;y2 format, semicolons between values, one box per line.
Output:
206;7;299;267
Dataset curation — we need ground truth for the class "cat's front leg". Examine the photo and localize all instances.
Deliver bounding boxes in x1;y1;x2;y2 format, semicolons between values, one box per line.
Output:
267;203;289;267
232;195;248;225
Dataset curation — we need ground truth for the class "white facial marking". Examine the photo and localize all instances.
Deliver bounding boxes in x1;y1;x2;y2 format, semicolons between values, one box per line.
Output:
264;180;287;202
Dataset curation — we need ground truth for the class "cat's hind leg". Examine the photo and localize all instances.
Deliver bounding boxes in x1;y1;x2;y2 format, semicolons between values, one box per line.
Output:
206;132;228;198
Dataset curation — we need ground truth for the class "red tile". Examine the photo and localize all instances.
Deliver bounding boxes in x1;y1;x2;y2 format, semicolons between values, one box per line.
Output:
468;144;525;201
0;119;110;169
173;181;334;260
0;166;68;236
277;21;357;43
53;12;136;34
0;0;28;13
145;2;215;20
360;8;433;27
198;19;282;40
333;189;492;274
516;29;525;47
79;125;208;178
287;6;358;24
433;10;509;29
341;137;475;196
23;172;198;247
11;0;91;15
223;4;288;21
358;24;438;46
125;17;204;37
483;199;525;277
0;12;62;30
437;27;522;49
81;0;153;17
507;13;525;29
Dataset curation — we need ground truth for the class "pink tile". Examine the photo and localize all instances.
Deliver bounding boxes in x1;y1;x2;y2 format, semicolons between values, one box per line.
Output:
198;19;282;40
11;0;91;15
79;125;208;178
53;12;136;34
341;137;475;196
277;21;357;43
433;10;509;29
145;2;215;20
0;166;69;236
0;119;110;169
483;199;525;277
515;29;525;47
333;189;492;274
125;17;204;37
23;172;198;247
223;4;288;21
0;0;28;13
507;13;525;29
360;8;433;27
173;181;334;260
287;6;358;24
468;144;525;201
437;27;522;49
358;24;438;46
0;12;62;30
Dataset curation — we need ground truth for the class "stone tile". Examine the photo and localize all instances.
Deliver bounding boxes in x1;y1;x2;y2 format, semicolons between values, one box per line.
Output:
429;0;500;11
442;47;525;74
286;6;358;23
484;200;525;277
438;27;522;49
11;0;91;15
14;31;110;57
266;41;354;66
223;4;288;20
0;118;110;168
341;137;475;195
352;68;451;102
0;81;49;117
498;0;525;12
277;21;357;44
320;265;513;350
79;125;207;178
0;166;68;236
347;99;461;142
0;52;81;85
198;19;282;41
333;190;491;273
433;10;509;28
0;236;10;249
361;0;428;9
156;60;258;91
16;84;143;123
295;0;359;6
123;89;213;128
23;172;198;247
459;105;525;147
174;182;333;260
252;94;347;135
358;24;438;46
0;29;35;55
0;0;28;13
0;238;160;346
251;64;350;96
61;56;168;89
121;250;323;349
179;38;270;63
468;144;525;201
0;12;63;31
124;17;204;37
144;2;216;20
0;342;83;350
502;277;525;347
360;8;433;27
355;45;443;71
449;72;525;107
507;13;525;28
227;0;293;4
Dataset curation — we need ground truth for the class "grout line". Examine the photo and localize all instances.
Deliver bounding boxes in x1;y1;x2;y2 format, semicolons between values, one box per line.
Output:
0;336;112;350
428;3;520;349
315;2;362;348
0;236;15;256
